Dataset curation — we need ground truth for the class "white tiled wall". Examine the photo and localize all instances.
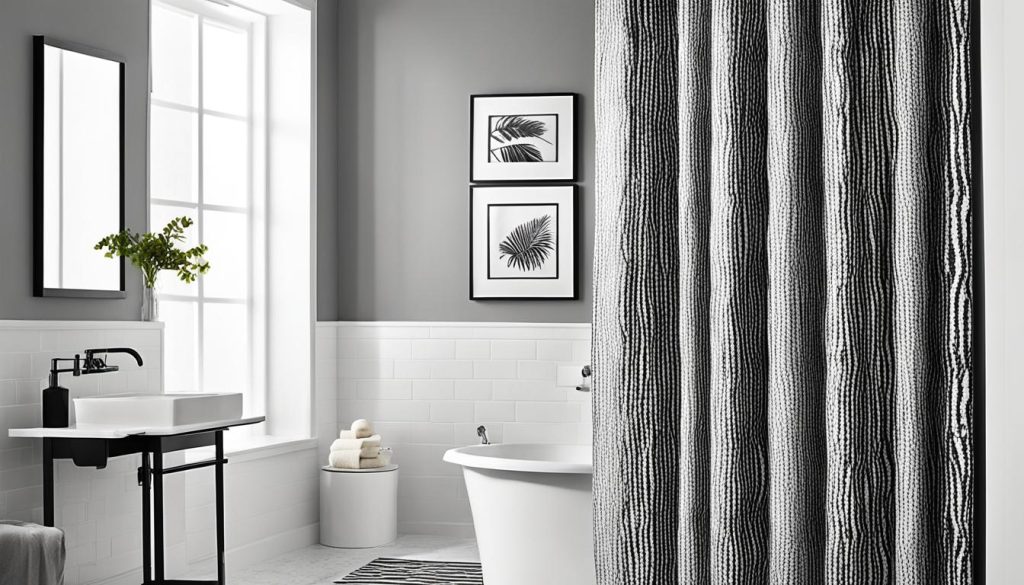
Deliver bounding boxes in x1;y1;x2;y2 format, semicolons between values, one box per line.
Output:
0;321;167;585
183;446;319;577
1;319;586;579
0;320;320;585
315;324;339;460
318;322;592;537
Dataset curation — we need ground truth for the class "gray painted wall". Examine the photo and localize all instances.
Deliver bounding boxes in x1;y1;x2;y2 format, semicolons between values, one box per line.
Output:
0;0;149;320
317;0;340;320
334;0;595;322
0;0;340;321
0;0;592;323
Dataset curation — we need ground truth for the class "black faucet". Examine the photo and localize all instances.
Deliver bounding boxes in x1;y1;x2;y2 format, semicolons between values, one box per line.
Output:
48;347;144;386
44;347;144;427
82;347;144;375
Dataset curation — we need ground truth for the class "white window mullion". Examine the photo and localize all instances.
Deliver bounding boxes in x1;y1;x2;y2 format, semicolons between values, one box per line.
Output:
152;199;247;216
149;198;198;210
248;13;269;421
195;13;206;395
151;98;248;123
245;20;259;418
159;294;246;305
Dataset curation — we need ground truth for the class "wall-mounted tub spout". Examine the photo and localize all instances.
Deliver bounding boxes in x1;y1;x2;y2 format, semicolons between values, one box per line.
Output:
575;365;592;392
477;425;491;445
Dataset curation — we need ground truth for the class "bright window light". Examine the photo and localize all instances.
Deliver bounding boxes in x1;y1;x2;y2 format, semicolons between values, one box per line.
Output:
150;0;266;421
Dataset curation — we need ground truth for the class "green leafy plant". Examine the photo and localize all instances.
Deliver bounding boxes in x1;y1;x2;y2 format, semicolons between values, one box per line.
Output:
95;216;210;288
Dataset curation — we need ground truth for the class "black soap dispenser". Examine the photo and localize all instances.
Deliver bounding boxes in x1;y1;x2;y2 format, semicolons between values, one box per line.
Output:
42;384;68;428
43;356;78;428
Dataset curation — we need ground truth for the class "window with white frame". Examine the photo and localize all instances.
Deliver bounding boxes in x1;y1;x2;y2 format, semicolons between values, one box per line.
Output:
150;0;267;419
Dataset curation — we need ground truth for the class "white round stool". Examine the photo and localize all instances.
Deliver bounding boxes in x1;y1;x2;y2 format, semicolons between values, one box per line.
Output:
320;464;399;548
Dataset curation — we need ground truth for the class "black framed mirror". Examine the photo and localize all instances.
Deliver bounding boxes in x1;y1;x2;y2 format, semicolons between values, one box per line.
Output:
33;36;126;299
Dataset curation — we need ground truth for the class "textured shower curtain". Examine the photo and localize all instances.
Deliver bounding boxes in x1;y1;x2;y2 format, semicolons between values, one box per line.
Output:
592;1;974;584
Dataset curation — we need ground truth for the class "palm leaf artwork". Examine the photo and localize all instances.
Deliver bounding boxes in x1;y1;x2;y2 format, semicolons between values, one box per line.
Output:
499;215;554;272
489;116;551;163
490;116;552;144
490;143;543;163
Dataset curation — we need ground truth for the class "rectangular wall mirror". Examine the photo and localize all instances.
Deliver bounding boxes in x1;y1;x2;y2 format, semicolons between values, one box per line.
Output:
34;36;126;298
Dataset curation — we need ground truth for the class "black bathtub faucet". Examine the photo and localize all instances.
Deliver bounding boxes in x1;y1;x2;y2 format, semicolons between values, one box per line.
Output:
43;347;144;427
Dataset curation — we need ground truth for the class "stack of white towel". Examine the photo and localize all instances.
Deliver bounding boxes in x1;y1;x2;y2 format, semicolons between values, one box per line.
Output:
328;419;392;469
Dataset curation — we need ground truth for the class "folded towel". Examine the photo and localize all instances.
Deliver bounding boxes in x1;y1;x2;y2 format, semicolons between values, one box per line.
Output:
357;456;385;469
328;450;386;470
350;419;374;438
331;434;381;452
338;428;374;440
328;450;359;469
329;440;379;458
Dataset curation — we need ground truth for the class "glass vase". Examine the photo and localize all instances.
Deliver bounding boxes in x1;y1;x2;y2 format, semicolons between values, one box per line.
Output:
141;287;159;322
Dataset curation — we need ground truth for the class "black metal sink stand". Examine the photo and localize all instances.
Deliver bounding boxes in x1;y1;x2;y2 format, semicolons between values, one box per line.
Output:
42;427;230;585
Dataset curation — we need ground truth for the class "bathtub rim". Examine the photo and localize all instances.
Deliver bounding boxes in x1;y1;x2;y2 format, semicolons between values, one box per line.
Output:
443;443;593;475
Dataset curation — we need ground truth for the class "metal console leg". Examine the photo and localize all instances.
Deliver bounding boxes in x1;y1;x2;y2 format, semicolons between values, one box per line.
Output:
43;438;54;527
140;452;152;584
215;431;225;585
153;446;165;582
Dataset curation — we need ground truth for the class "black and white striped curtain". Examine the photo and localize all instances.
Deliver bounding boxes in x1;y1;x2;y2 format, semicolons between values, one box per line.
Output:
592;1;975;583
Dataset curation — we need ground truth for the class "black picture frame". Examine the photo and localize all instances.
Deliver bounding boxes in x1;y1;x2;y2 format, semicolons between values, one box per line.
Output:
470;93;578;183
486;202;560;281
33;35;127;299
469;184;579;300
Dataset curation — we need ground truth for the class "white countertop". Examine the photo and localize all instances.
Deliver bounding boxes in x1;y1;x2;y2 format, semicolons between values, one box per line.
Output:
8;416;266;439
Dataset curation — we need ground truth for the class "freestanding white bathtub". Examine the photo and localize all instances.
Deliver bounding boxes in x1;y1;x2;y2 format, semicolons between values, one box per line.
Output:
443;443;595;585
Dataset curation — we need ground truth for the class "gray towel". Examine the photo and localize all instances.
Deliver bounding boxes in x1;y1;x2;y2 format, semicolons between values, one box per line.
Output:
0;521;65;585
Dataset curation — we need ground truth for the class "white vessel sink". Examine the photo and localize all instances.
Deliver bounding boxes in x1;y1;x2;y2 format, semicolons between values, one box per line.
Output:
74;393;243;429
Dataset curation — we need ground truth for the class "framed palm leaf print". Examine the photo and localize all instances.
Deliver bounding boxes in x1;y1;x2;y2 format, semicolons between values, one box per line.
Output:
470;93;577;182
470;185;578;299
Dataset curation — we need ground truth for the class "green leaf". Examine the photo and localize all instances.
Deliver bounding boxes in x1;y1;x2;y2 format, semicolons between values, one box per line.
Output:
95;216;209;288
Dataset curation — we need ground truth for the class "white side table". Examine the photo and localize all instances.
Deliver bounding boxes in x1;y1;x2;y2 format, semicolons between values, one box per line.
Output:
320;464;399;548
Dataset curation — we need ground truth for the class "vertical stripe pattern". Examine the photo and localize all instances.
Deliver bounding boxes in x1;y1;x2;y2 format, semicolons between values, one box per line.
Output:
821;0;897;581
765;0;828;582
891;0;942;582
707;1;770;582
593;1;681;584
676;0;712;582
593;0;975;583
936;1;975;581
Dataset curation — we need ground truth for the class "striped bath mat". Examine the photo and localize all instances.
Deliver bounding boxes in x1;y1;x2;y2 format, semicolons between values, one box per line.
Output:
336;558;483;584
